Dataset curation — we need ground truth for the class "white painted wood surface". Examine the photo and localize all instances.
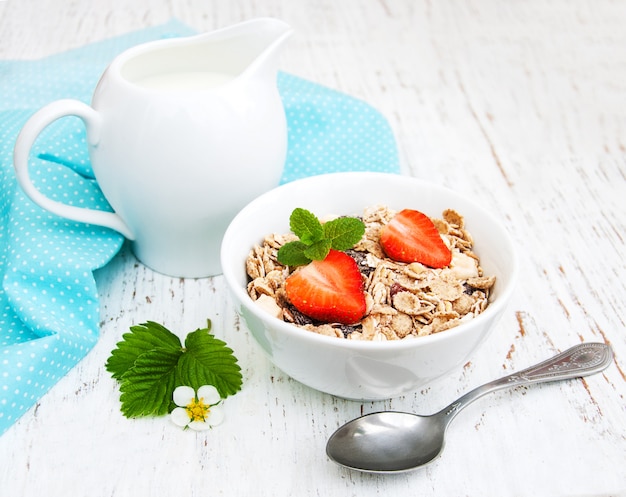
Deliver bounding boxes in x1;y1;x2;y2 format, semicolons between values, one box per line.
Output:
1;1;625;495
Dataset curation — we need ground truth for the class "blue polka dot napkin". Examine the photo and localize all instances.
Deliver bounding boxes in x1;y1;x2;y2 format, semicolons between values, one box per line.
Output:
0;19;399;435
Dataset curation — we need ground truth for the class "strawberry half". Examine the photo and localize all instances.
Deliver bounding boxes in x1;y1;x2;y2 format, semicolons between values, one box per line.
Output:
380;209;452;268
284;249;367;325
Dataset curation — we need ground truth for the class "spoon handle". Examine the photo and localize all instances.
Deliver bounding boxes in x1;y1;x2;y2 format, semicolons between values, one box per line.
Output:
439;342;613;422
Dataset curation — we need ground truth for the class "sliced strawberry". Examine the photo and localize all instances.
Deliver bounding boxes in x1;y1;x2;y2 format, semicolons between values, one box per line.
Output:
284;249;366;325
380;209;452;268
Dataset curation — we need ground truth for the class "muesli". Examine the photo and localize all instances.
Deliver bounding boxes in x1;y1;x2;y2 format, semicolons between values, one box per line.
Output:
245;205;495;341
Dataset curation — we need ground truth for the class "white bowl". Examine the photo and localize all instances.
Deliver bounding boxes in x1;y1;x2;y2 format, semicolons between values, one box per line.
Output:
221;172;518;400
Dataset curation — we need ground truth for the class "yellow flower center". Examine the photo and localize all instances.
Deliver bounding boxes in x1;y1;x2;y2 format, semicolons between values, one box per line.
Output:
185;397;210;422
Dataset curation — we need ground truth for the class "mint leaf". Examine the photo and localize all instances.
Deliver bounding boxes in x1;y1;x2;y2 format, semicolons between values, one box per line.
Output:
324;217;366;251
289;208;324;245
277;208;366;267
118;347;182;417
106;321;181;380
277;240;312;266
176;328;243;398
303;238;332;261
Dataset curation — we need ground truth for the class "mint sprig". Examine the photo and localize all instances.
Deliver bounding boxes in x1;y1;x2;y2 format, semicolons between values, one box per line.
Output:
277;208;365;266
105;321;242;418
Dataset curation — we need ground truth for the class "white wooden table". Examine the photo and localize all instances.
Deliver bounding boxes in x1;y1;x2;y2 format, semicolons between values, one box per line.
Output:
1;1;625;496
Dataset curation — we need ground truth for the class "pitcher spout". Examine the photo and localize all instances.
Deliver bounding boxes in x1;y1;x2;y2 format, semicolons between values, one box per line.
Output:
224;18;293;80
110;18;292;91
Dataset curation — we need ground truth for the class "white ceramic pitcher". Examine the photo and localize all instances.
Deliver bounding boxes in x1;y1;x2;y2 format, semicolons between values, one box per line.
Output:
13;18;292;277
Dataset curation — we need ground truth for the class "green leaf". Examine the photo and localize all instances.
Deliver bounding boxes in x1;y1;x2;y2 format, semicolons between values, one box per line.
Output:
277;240;312;266
106;321;182;380
118;347;182;417
281;208;365;266
107;320;243;419
303;238;332;261
289;208;324;245
324;217;366;251
176;328;243;398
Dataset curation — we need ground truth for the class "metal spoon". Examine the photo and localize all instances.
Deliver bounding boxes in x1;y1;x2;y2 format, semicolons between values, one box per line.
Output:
326;342;613;473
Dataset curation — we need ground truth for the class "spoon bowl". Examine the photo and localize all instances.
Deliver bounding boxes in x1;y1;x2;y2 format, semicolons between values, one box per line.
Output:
328;411;446;472
326;342;613;473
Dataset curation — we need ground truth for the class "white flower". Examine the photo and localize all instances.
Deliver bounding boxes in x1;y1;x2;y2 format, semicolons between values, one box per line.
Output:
170;385;224;431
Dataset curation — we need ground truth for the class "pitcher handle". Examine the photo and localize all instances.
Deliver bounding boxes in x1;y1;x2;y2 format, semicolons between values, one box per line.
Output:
13;99;134;239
